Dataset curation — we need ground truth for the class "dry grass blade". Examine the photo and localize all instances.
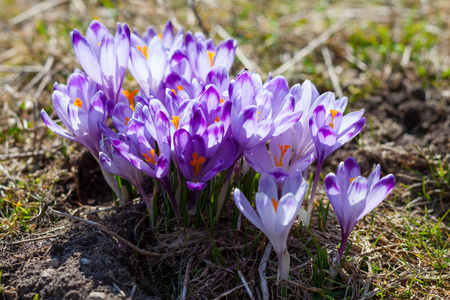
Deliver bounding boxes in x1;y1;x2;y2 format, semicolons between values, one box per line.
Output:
273;20;345;76
10;234;65;245
259;242;272;300
238;270;255;299
321;46;343;98
9;0;69;26
214;24;262;74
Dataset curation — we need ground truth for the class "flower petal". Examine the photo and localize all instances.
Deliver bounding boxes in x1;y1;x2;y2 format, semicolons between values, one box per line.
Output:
71;30;101;84
358;174;395;221
233;188;266;234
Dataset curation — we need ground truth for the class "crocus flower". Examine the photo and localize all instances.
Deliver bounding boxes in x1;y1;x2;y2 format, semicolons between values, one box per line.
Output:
71;20;131;103
234;171;307;281
185;31;237;82
128;29;168;101
229;71;302;158
324;157;395;259
40;71;107;156
173;100;236;191
244;80;331;186
245;128;315;185
309;93;365;166
128;23;237;106
305;90;366;223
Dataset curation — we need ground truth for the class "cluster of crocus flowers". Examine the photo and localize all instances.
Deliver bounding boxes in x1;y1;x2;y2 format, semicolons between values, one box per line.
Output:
41;19;396;283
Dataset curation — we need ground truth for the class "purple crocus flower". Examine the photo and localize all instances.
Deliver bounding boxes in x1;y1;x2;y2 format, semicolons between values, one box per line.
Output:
309;93;365;165
185;31;237;82
131;20;184;55
234;171;307;281
245;128;315;185
173;100;236;191
229;70;303;158
305;90;366;223
128;30;168;101
244;80;328;186
40;71;106;156
71;20;131;103
324;157;395;259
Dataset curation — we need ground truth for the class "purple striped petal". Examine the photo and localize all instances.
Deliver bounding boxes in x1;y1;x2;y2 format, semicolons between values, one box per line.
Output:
85;20;109;57
71;30;101;84
258;173;278;201
186;181;207;191
40;109;77;142
359;174;395;220
214;39;237;71
233;189;266;234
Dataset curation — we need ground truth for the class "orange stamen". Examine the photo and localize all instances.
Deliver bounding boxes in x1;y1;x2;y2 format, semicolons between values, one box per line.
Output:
215;116;220;123
190;152;206;176
171;85;183;96
274;145;291;167
350;177;356;183
74;98;82;108
137;46;148;60
171;116;179;129
124;117;130;125
257;110;260;120
207;51;215;67
158;33;162;41
122;89;139;111
143;149;156;165
220;98;224;104
272;197;278;213
329;109;338;129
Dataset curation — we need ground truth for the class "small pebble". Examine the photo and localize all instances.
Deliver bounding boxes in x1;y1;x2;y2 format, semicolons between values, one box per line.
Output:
80;258;91;265
41;268;56;278
87;291;107;300
46;258;59;268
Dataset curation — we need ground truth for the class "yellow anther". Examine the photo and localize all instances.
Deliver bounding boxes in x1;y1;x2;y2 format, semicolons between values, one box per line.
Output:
190;152;206;176
272;197;278;213
158;33;162;41
207;50;215;67
97;43;101;46
171;116;179;129
220;98;224;104
143;150;156;165
274;145;291;167
329;109;338;129
257;110;260;120
122;89;139;111
137;46;148;60
350;177;356;183
74;98;83;108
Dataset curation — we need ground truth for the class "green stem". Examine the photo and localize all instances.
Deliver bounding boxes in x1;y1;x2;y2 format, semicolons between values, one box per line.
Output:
306;160;323;226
